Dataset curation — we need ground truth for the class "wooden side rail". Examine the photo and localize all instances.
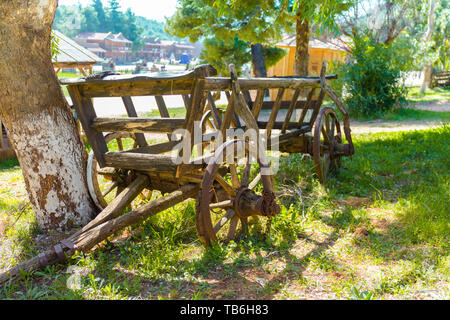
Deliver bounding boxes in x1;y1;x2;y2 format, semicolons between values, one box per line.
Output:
104;151;209;173
91;117;186;134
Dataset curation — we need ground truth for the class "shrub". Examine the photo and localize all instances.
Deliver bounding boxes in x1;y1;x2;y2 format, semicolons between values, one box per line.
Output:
334;35;408;118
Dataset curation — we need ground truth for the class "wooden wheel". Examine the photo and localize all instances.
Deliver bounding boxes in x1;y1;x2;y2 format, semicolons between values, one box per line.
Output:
87;132;150;210
196;140;280;247
312;107;342;183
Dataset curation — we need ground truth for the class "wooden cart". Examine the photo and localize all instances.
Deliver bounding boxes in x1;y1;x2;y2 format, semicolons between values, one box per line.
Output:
0;63;355;282
62;63;354;246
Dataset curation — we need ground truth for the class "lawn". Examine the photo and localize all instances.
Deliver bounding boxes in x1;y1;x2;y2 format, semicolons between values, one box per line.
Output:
0;123;448;300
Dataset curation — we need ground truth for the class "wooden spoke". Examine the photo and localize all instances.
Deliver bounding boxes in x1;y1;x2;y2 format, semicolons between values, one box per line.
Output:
248;173;261;190
210;199;233;209
313;107;343;184
101;181;118;197
213;209;235;233
215;174;236;196
226;215;239;242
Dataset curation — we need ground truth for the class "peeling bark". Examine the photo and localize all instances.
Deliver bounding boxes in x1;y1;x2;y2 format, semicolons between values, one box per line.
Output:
0;0;97;231
294;13;309;76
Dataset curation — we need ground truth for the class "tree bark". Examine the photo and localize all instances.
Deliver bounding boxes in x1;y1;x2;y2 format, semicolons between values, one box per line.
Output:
294;13;310;76
250;43;267;78
0;0;97;231
420;0;436;94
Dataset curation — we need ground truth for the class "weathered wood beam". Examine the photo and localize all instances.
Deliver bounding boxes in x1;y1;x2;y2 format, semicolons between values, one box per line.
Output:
0;184;199;284
67;85;108;167
121;96;148;147
91;117;185;134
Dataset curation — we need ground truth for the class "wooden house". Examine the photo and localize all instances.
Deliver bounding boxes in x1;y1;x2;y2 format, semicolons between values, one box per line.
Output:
53;30;103;76
267;36;348;100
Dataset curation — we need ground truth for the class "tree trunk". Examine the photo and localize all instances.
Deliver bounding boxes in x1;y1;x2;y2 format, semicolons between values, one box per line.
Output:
250;43;267;78
0;0;97;231
420;0;436;94
294;13;309;76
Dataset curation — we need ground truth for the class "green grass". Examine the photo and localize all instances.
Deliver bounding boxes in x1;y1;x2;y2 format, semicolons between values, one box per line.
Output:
0;124;449;300
143;107;187;118
407;86;450;103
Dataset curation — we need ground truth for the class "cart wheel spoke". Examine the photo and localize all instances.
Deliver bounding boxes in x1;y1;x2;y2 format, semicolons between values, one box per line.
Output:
213;209;235;233
248;172;261;190
313;107;343;184
226;215;239;242
196;139;279;247
101;181;118;197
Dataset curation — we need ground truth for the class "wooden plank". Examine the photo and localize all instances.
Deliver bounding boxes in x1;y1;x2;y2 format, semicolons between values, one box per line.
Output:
104;152;206;173
104;152;179;172
225;91;242;128
126;140;180;155
204;76;335;91
257;121;305;130
298;88;317;126
155;96;170;117
71;175;149;238
67;85;108;167
281;88;301;133
121;96;148;147
182;94;191;113
252;89;265;118
79;78;197;98
91;117;185;134
260;100;313;110
242;90;253;109
308;89;326;127
266;88;285;138
206;92;222;128
154;95;172;140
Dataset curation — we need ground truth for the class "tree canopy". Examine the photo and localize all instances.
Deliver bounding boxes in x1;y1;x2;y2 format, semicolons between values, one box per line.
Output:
166;0;293;74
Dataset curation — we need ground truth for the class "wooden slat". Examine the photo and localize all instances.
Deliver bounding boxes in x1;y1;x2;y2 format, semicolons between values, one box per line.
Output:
257;121;305;130
252;89;265;118
67;85;108;167
79;78;197;98
225;91;243;128
91;117;185;134
308;89;326;127
126;140;180;155
104;152;179;172
281;88;301;133
242;90;253;109
104;152;207;173
266;88;285;138
121;96;148;147
298;88;317;126
154;95;173;140
206;92;223;128
204;76;334;92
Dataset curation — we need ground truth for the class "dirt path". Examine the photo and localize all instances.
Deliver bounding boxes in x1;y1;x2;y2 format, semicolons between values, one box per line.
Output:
349;119;445;134
350;100;449;134
411;100;449;112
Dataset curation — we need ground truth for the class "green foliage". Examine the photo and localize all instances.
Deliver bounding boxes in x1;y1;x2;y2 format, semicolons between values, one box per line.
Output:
334;35;408;118
50;31;60;61
200;37;251;75
166;0;293;73
262;46;288;68
292;0;355;36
